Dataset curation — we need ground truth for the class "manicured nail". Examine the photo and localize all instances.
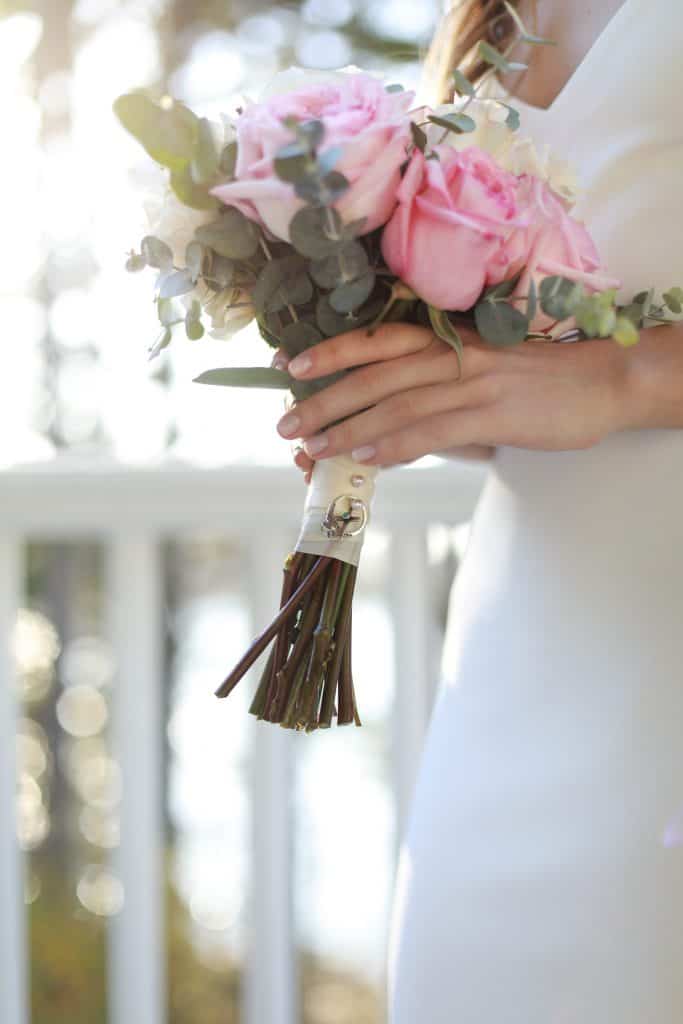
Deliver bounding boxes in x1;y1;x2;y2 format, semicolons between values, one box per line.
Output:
288;353;312;377
304;435;328;456
351;445;375;462
277;412;301;437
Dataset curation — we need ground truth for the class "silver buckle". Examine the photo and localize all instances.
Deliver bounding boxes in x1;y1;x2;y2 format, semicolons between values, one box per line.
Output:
321;494;368;539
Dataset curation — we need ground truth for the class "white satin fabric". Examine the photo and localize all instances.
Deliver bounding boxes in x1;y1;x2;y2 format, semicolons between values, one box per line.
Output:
387;1;683;1020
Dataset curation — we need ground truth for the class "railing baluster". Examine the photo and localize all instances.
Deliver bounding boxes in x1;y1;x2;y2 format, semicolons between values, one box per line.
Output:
390;528;436;846
0;538;28;1024
244;531;297;1024
106;534;165;1024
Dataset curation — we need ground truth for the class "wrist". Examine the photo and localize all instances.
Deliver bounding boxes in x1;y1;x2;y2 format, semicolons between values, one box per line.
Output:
619;325;683;430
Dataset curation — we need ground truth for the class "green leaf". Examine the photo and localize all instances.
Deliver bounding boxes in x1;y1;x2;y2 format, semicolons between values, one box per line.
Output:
474;299;529;346
428;306;464;370
316;294;358;337
219;141;238;177
290;206;342;259
289;370;346;401
280;320;323;358
252;257;312;315
452;69;475;96
427;112;476;134
663;286;683;314
477;40;527;74
203;252;234;291
190;117;220;184
329;270;376;313
157;297;178;327
141;235;173;269
298;119;325;150
125;252;146;272
503;105;520;131
310;241;369;289
613;316;639;347
149;327;172;360
195;208;260;260
274;142;311;184
526;278;537;322
193;367;291;389
185;241;204;283
574;295;616;338
538;275;585;319
170;165;219;210
482;272;522;300
113;92;199;170
410;121;428;153
385;83;405;93
502;0;557;44
157;268;194;299
185;315;204;340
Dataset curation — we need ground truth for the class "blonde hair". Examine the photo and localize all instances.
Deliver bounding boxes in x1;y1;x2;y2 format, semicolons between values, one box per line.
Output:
423;0;529;104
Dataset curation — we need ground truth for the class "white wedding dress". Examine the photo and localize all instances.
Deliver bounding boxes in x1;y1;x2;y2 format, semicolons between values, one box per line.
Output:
387;1;683;1020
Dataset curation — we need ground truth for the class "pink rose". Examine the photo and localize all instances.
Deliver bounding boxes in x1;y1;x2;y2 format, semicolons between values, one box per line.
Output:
512;178;620;330
380;145;532;310
211;70;414;241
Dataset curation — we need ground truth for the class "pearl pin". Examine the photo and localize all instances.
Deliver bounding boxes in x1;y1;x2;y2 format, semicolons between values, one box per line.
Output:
350;474;365;487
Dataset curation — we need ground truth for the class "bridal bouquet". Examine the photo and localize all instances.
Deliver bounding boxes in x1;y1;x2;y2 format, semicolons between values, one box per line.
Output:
116;44;682;731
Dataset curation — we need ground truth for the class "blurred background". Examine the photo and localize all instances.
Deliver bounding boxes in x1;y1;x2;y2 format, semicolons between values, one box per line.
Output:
0;1;487;1022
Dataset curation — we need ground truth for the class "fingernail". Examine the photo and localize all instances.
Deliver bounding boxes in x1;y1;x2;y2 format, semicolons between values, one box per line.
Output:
304;435;328;456
288;353;312;377
352;445;375;462
277;412;301;437
272;354;289;371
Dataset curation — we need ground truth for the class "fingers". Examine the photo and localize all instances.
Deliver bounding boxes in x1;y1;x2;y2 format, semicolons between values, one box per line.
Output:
271;349;289;371
277;342;466;440
350;408;490;467
287;322;435;380
300;377;492;459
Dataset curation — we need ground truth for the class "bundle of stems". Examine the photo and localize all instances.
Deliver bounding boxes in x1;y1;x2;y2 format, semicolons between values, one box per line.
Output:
215;551;361;730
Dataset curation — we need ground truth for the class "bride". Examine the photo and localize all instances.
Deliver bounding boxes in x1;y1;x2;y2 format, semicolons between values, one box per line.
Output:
276;0;683;1019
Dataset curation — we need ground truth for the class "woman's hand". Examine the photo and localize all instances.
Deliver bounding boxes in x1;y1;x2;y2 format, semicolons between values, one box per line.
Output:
272;321;657;469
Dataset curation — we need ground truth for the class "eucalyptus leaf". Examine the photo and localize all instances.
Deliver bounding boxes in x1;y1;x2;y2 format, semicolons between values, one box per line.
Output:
317;145;343;178
298;119;325;150
170;165;219;210
385;83;405;93
474;299;529;346
538;275;585;319
280;320;323;358
613;316;639;347
410;121;428;153
125;252;146;272
477;40;527;74
663;286;683;314
158;268;194;298
141;235;173;270
185;315;205;340
189;117;220;184
503;105;521;131
157;297;178;327
185;241;204;283
319;170;350;203
428;112;476;134
113;92;198;171
204;252;234;291
274;147;311;184
311;241;369;289
193;367;291;389
195;208;260;260
316;294;358;337
289;370;346;401
148;327;172;360
526;278;537;322
290;206;342;258
219;141;238;177
252;256;312;315
452;69;475;96
329;270;376;314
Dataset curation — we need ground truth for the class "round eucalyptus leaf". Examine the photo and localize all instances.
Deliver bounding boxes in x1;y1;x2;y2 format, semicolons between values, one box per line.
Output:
316;294;359;337
195;208;260;260
428;112;476;134
385;83;405;93
113;92;198;171
290;206;342;258
613;316;639;347
185;316;205;340
280;320;323;358
157;296;178;327
538;275;585;319
298;119;325;149
474;299;529;346
452;69;475;96
316;145;343;178
329;269;376;313
185;241;204;282
274;149;311;184
141;235;173;270
125;253;146;272
252;256;312;315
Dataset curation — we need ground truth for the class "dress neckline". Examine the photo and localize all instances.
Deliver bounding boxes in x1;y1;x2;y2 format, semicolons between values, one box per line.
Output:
503;0;633;115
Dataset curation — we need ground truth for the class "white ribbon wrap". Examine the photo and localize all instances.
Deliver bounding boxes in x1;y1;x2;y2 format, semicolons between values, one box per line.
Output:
294;454;378;567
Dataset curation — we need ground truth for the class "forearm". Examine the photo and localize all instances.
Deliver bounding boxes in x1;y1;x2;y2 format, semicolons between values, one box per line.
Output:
622;323;683;429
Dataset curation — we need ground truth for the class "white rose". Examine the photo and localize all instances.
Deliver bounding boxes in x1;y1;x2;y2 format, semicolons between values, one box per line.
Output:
430;98;580;206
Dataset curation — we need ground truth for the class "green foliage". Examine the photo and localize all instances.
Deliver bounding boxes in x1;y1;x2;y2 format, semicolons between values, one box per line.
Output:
538;275;585;319
428;306;464;372
113;92;199;171
252;256;313;315
663;286;683;314
195;209;260;260
290;206;343;259
452;69;475;97
141;235;172;270
502;1;557;45
477;40;527;75
193;367;291;388
410;121;428;153
474;297;529;346
427;112;476;135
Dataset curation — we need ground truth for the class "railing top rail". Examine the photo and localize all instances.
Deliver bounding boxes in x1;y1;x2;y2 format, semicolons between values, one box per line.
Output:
0;457;488;534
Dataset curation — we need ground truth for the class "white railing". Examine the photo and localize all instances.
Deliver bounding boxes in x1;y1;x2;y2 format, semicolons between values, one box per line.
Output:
0;456;487;1024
